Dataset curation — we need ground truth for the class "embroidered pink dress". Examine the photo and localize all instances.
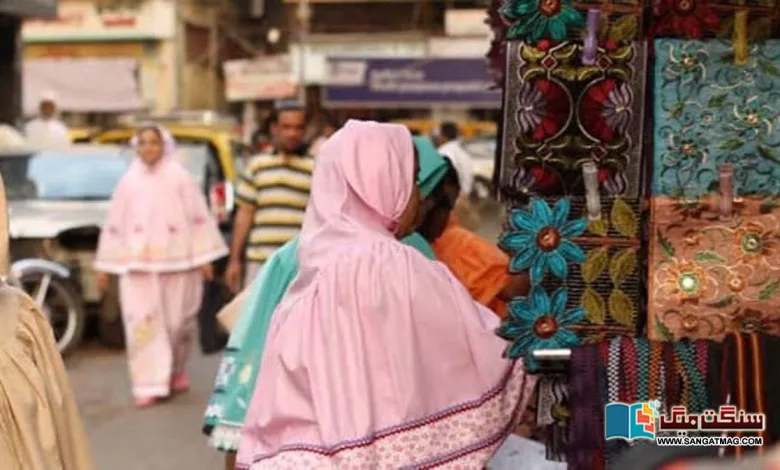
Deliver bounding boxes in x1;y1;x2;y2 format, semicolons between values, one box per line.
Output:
95;128;228;399
236;120;536;469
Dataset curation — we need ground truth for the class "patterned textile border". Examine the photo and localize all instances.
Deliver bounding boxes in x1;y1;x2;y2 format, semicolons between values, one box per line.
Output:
500;40;648;199
237;362;533;470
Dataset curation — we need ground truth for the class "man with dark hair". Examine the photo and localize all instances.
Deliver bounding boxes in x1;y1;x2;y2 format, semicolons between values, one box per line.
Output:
226;103;312;292
433;121;474;198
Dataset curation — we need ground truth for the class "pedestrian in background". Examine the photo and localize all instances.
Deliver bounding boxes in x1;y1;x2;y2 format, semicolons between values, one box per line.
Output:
225;103;312;292
433;121;481;230
417;154;529;318
94;125;228;408
434;121;474;197
24;91;70;147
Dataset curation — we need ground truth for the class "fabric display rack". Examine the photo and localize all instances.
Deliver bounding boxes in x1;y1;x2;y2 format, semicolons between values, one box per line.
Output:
486;0;780;467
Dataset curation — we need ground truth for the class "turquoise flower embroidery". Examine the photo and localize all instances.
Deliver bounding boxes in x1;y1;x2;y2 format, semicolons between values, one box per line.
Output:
496;286;585;370
500;198;587;283
501;0;584;42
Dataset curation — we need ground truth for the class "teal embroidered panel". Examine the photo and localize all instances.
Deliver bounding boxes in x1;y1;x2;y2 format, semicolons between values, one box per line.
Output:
653;39;780;196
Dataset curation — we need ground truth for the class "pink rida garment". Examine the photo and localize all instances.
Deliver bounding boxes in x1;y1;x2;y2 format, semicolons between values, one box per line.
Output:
95;126;228;398
236;120;536;469
94;128;228;273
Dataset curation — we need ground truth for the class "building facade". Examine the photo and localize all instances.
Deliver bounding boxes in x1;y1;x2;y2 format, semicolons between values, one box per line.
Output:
21;0;177;121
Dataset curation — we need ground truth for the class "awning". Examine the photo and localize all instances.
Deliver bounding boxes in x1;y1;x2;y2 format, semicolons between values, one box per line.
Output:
0;0;56;18
23;58;145;115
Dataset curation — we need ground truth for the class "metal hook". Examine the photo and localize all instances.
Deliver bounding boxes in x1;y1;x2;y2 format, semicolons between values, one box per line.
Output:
719;164;734;220
582;9;601;66
733;10;748;66
582;162;601;221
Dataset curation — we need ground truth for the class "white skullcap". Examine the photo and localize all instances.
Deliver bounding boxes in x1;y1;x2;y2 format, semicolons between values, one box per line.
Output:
40;90;57;103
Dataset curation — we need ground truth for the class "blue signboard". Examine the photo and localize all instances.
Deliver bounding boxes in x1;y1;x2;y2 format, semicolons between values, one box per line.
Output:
323;57;501;108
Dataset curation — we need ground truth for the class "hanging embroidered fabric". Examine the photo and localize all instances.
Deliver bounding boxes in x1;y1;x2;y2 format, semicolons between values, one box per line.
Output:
567;338;715;469
497;197;642;370
650;0;779;40
648;194;780;341
499;39;649;198
713;333;778;455
653;38;780;196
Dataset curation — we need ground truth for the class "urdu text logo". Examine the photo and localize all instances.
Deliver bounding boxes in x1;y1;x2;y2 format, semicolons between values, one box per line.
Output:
605;400;660;441
604;401;766;447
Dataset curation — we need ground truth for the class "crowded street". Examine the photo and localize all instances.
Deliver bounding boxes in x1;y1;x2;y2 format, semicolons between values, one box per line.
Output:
5;0;780;469
65;208;504;470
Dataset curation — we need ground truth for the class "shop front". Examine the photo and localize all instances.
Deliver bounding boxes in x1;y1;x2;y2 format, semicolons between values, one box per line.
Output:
0;0;55;125
21;0;176;122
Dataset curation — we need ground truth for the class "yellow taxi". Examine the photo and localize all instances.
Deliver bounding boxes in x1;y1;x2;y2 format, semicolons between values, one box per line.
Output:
69;127;100;143
392;119;497;139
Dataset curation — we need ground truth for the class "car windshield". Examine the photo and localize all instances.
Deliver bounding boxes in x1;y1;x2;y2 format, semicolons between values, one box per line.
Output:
0;149;132;201
175;141;213;186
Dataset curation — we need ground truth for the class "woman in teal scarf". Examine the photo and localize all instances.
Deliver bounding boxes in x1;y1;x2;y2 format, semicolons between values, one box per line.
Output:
202;137;449;465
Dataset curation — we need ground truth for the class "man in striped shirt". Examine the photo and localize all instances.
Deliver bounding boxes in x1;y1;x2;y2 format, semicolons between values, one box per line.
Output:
226;106;312;292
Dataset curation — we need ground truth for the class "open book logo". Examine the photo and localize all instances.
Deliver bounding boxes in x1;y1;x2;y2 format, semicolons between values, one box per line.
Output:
604;401;660;442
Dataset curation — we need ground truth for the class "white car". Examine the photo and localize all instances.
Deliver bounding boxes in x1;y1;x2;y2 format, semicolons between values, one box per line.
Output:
462;136;497;201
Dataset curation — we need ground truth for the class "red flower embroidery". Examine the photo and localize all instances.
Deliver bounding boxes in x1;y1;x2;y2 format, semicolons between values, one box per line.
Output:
517;79;571;142
655;0;719;38
579;78;632;143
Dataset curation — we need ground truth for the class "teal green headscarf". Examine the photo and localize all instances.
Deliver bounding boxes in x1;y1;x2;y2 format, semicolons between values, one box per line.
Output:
203;136;448;451
403;137;448;258
413;136;448;198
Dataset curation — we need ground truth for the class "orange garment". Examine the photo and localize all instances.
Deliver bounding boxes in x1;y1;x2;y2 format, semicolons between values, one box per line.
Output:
431;216;510;318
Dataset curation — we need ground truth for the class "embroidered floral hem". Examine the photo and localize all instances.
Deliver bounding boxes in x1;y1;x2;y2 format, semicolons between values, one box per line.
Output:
95;246;228;274
236;362;532;470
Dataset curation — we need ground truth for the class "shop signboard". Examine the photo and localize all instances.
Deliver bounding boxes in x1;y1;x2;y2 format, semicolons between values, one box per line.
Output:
222;55;297;102
323;57;501;108
0;0;56;18
288;35;426;84
22;0;175;42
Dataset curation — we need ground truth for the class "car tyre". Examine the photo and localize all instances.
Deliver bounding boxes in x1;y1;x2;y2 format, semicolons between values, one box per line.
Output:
19;271;86;356
99;276;126;349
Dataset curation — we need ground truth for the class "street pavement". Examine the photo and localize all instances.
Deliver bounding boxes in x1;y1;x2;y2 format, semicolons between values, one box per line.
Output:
66;203;505;470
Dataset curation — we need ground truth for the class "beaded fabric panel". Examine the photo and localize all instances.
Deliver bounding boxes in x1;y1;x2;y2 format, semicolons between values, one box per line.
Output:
504;197;644;341
653;39;780;197
650;0;780;39
648;195;780;341
500;40;648;199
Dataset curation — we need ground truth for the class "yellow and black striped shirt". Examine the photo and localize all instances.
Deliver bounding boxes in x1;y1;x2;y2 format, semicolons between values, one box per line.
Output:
235;153;314;262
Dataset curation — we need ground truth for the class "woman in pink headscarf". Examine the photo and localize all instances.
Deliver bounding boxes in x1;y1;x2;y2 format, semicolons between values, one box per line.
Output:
94;125;228;408
235;120;536;469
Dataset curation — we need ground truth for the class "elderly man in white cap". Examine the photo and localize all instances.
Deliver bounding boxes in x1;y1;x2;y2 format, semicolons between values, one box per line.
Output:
24;91;70;147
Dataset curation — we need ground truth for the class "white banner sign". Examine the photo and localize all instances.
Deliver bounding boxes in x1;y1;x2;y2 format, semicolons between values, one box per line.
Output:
22;0;175;42
222;56;297;102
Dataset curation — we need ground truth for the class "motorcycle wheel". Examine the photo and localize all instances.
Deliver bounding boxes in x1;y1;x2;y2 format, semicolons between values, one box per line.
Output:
19;271;86;355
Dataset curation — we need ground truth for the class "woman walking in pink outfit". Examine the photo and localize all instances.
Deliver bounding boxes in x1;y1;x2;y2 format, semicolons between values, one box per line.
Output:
94;125;228;408
235;120;536;469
